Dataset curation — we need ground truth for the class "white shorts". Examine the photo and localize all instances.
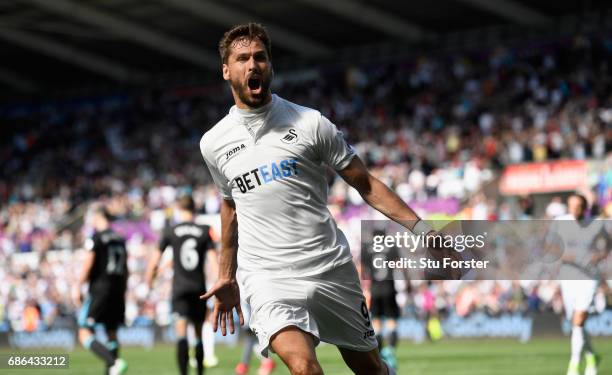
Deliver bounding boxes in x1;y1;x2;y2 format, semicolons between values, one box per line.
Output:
560;280;598;320
244;261;378;357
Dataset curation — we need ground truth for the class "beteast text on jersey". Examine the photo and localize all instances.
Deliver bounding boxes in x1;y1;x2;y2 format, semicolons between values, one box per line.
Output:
234;158;298;193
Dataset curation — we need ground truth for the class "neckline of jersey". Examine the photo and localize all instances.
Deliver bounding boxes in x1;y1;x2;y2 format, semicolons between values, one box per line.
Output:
232;94;276;117
231;94;278;142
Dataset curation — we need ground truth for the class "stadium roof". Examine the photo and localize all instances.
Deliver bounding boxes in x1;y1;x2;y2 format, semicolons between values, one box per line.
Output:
0;0;611;99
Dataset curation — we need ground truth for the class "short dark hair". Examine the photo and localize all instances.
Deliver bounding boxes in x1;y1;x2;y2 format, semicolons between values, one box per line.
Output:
570;193;588;210
219;23;272;64
92;205;112;221
177;195;196;213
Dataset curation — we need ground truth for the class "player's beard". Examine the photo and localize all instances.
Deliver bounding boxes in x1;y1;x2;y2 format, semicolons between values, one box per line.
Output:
230;71;272;109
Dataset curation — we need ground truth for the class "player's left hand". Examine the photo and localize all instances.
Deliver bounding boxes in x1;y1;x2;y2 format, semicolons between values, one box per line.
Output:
200;278;244;336
424;231;463;280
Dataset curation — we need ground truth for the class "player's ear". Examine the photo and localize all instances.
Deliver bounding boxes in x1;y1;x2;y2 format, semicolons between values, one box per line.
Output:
222;64;230;81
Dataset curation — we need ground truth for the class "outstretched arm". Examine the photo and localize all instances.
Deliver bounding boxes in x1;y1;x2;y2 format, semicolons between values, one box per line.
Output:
339;156;462;279
338;156;427;232
206;247;220;284
200;198;244;335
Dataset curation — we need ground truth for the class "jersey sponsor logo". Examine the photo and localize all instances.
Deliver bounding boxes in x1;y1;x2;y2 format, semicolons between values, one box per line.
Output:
280;129;298;144
234;158;298;193
225;143;246;160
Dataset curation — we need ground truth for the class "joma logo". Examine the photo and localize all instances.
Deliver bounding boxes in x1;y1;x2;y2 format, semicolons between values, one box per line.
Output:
226;143;246;160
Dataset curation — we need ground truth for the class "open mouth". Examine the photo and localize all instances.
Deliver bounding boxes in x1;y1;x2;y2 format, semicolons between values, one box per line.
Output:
247;77;262;94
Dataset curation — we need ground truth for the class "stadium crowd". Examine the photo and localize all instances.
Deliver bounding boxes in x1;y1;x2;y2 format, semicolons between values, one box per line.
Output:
1;32;611;333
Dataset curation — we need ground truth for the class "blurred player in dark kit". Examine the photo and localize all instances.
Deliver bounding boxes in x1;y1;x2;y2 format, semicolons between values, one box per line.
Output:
146;195;218;375
74;206;128;375
362;230;409;371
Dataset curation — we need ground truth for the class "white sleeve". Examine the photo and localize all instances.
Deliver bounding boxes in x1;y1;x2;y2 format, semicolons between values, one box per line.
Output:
200;139;233;200
314;115;356;171
544;220;559;246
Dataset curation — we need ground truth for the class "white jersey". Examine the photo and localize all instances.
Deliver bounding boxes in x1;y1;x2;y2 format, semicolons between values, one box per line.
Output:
548;214;605;279
200;94;355;282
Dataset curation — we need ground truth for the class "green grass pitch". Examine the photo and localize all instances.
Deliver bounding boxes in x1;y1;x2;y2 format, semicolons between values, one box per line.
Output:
2;338;611;374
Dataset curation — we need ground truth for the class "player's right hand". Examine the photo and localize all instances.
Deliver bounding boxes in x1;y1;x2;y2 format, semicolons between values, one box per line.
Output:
200;278;244;336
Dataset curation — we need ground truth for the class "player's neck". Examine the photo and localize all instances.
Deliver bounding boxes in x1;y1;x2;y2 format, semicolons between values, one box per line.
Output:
234;92;273;112
178;212;194;222
95;223;110;232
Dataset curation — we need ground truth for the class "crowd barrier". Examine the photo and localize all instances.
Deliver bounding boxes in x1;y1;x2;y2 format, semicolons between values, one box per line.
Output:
3;310;611;349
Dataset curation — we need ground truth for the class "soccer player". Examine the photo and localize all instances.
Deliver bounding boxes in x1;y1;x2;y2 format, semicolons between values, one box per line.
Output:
200;23;453;375
361;230;408;371
146;195;218;375
548;194;608;375
74;206;128;375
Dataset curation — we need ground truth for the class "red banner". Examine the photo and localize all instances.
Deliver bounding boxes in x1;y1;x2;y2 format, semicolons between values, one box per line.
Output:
499;160;587;195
